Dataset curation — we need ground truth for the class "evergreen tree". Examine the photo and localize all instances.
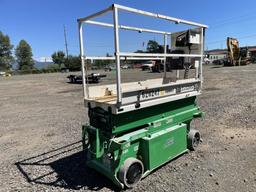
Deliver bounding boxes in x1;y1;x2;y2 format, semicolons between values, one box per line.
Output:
15;40;34;70
0;31;13;70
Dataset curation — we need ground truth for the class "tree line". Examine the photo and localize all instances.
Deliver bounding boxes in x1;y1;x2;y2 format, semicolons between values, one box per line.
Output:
0;31;34;71
51;51;81;71
51;41;165;70
0;30;164;73
0;31;82;73
136;40;165;54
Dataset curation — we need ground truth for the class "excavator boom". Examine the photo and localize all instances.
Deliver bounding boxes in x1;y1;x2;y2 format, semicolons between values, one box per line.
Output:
225;37;251;66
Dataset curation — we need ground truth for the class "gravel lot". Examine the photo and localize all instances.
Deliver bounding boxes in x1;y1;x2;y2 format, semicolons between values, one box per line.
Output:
0;64;255;192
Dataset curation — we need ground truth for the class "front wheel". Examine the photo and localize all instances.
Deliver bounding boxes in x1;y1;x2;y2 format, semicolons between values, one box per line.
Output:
118;158;144;188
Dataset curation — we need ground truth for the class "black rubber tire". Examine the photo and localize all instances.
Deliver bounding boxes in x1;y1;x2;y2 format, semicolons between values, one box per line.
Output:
82;130;90;150
187;129;201;151
118;157;144;188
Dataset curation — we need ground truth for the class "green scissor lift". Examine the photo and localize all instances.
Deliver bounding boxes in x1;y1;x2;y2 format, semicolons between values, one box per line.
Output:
78;4;208;189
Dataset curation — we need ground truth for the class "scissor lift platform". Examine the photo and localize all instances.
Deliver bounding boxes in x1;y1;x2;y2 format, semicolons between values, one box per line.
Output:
78;4;207;189
86;78;201;114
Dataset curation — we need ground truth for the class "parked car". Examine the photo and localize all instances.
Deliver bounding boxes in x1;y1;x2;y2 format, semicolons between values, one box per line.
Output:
141;61;155;71
61;67;69;73
0;71;6;76
213;58;226;65
203;58;210;64
121;64;131;69
133;63;142;69
104;65;116;71
0;71;11;77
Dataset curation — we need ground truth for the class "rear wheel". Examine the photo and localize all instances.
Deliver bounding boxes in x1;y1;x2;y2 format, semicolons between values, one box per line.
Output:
187;129;201;151
82;129;90;150
118;158;144;188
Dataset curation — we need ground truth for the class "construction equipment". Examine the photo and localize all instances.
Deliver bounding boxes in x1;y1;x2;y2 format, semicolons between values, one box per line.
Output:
225;37;251;66
78;4;207;188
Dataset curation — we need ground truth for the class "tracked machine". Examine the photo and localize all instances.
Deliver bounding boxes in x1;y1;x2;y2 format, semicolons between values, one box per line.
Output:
78;4;208;188
225;37;251;66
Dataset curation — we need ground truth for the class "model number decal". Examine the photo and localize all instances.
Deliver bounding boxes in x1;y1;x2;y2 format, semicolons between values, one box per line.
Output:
164;137;174;148
140;84;195;99
180;85;195;93
141;88;160;99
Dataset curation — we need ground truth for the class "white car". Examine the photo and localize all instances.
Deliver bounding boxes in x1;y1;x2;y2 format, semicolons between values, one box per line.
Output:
141;61;155;71
203;58;210;64
121;65;130;69
0;71;6;76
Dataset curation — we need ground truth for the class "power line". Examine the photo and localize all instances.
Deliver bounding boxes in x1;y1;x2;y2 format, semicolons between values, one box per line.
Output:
209;9;256;26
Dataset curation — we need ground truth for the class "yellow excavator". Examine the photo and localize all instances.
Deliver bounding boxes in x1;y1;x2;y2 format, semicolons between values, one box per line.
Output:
225;37;251;66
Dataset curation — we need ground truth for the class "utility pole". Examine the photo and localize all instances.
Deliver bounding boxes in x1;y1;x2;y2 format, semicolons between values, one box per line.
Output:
64;25;69;59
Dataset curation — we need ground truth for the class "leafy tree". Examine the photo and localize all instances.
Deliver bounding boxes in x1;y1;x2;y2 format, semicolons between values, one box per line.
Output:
64;55;81;71
46;64;60;70
51;51;65;68
93;53;112;69
145;40;165;53
158;45;164;53
0;31;13;70
147;40;159;53
15;40;34;70
94;60;106;69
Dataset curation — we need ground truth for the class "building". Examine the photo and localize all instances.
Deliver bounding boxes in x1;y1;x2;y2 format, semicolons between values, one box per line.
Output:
206;50;227;63
206;46;256;63
248;47;256;59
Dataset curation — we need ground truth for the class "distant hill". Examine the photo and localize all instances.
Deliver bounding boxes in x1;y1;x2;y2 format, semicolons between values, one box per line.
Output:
34;60;53;69
11;60;54;70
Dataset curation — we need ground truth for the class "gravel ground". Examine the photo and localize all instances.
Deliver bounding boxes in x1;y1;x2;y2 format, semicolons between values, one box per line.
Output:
0;64;255;192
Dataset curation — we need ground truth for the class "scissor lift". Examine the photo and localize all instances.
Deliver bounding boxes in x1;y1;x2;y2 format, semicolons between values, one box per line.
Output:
78;4;208;188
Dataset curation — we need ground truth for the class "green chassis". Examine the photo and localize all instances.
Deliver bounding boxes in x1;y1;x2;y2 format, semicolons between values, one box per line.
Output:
82;96;203;188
